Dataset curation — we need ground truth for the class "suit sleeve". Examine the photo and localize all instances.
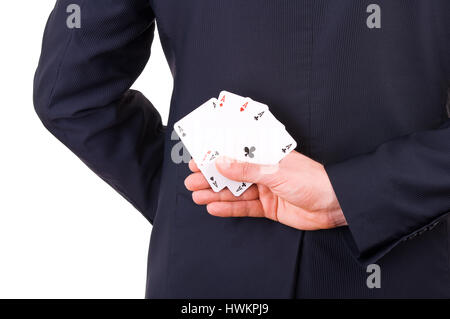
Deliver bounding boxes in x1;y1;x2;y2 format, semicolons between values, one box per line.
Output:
325;114;450;264
33;0;164;224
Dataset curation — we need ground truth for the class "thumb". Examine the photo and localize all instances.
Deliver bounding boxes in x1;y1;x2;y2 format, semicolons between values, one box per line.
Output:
215;156;279;185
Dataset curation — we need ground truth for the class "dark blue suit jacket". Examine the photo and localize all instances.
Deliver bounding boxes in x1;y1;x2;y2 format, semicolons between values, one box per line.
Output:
34;0;450;298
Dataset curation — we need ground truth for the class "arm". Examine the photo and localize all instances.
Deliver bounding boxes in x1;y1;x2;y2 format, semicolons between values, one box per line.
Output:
34;0;164;223
184;106;450;265
325;115;450;263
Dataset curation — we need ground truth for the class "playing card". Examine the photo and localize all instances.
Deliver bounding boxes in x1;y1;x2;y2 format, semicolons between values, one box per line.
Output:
217;92;269;126
174;98;220;163
241;99;285;130
217;91;251;113
197;149;227;192
220;116;293;165
174;92;298;197
227;180;252;197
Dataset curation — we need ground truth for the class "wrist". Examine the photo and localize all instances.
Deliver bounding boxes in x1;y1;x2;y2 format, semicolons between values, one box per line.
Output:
320;166;347;227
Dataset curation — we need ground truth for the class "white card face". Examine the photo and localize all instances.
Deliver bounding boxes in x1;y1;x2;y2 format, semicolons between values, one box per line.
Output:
174;98;220;163
242;101;285;130
217;91;248;114
219;117;294;165
217;92;269;127
174;92;298;197
197;149;227;192
227;180;253;197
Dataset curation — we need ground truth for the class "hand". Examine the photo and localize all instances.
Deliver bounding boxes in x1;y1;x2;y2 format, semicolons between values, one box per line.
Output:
184;151;347;230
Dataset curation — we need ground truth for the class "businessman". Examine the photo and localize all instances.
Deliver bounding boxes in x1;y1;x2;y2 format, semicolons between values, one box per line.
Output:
34;1;449;298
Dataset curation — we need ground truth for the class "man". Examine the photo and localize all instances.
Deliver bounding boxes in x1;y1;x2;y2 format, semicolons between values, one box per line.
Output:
34;0;449;298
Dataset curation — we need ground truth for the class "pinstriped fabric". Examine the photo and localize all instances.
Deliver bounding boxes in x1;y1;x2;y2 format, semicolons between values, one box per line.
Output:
35;0;450;298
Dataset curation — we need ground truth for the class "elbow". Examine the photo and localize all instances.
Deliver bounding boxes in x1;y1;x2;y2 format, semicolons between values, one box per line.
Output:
33;80;56;131
33;97;49;127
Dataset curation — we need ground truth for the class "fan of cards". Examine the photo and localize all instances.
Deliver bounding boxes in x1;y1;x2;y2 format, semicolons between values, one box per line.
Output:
174;91;297;197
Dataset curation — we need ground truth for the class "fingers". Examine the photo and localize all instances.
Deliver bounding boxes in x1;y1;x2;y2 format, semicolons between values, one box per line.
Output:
192;184;259;205
184;172;210;191
215;157;278;185
188;159;200;172
206;200;265;218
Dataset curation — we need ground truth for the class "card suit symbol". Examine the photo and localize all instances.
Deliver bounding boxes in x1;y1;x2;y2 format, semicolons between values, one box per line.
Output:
210;176;215;181
254;116;259;121
220;103;224;107
178;126;187;137
242;183;246;187
240;107;245;112
282;143;292;153
244;146;256;158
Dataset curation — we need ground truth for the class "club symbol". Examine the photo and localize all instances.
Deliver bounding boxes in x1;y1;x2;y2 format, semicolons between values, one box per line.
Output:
244;146;256;158
242;183;246;187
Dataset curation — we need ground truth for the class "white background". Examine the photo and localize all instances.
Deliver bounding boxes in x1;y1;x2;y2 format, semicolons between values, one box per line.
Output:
0;2;172;298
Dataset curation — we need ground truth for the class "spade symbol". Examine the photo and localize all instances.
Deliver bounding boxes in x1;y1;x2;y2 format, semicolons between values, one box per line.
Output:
244;146;256;158
210;176;218;188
